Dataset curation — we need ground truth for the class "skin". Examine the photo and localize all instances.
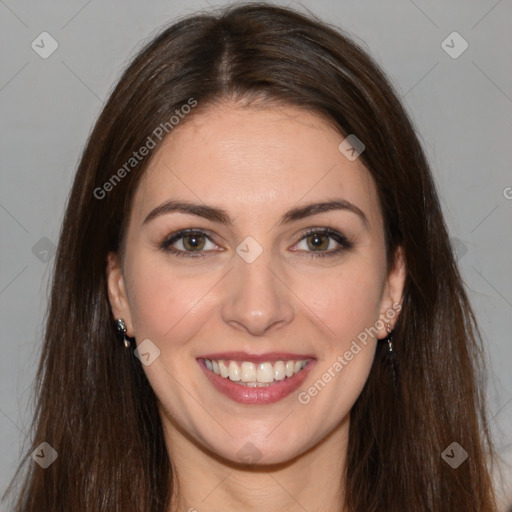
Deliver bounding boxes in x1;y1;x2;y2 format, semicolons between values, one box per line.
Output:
107;101;406;512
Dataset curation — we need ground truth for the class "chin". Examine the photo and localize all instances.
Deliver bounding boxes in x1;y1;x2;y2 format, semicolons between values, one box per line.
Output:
205;434;311;467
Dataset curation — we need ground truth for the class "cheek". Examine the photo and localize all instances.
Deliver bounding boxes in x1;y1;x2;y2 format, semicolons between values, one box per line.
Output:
291;255;384;409
294;259;385;345
293;264;381;438
124;253;211;344
123;254;216;413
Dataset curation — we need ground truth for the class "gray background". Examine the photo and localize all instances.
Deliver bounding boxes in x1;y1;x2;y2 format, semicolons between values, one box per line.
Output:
1;0;511;508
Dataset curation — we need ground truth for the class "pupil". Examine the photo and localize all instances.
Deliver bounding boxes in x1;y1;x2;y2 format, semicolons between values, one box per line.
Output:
309;234;326;250
185;234;203;250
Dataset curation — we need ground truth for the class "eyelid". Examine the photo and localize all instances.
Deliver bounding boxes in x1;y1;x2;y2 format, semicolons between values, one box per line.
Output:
291;227;353;256
159;228;220;258
159;227;353;258
168;228;218;244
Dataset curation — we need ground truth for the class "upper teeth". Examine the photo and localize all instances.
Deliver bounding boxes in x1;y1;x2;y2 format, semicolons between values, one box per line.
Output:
204;359;308;385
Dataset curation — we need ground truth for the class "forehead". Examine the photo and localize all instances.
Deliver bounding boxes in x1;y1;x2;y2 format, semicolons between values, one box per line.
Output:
131;102;381;229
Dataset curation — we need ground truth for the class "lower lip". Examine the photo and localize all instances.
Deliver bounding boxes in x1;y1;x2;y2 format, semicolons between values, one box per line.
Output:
197;359;316;405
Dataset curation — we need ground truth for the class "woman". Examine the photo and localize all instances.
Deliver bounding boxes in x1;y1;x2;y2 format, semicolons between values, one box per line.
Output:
5;3;498;511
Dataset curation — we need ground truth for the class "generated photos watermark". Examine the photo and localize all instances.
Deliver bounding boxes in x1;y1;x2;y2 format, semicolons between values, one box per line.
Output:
93;97;197;200
297;302;402;405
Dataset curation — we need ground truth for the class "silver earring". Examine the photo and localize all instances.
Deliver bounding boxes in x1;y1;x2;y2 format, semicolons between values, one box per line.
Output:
116;318;131;348
386;321;393;353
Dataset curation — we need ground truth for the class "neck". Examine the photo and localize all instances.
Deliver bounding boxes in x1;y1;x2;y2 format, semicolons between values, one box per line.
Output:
164;415;350;512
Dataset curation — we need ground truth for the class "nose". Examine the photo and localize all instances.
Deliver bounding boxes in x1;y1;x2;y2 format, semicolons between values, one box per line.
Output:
221;248;295;337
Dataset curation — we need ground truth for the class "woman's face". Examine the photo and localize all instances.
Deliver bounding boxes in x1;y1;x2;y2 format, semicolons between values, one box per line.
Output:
107;101;405;465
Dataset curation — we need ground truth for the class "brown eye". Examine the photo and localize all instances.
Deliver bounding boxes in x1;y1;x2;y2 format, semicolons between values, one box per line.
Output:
305;233;330;251
182;233;206;251
159;229;220;259
293;228;353;258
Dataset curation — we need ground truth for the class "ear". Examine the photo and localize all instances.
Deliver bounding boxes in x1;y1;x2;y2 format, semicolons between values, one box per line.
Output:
106;251;135;337
376;245;406;339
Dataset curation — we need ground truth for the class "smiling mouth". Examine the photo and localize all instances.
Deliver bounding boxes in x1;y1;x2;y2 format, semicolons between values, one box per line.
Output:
198;358;311;387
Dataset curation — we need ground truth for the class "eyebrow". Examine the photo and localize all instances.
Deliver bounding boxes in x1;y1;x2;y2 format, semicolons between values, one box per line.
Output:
143;198;369;228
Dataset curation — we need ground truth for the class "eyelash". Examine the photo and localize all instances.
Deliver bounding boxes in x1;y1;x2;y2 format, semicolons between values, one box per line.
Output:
159;228;353;259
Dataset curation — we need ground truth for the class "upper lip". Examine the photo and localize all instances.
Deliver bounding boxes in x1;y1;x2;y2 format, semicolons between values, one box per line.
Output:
197;351;316;363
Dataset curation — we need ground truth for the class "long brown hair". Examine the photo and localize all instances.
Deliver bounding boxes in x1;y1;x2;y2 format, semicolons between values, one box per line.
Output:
4;3;497;510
